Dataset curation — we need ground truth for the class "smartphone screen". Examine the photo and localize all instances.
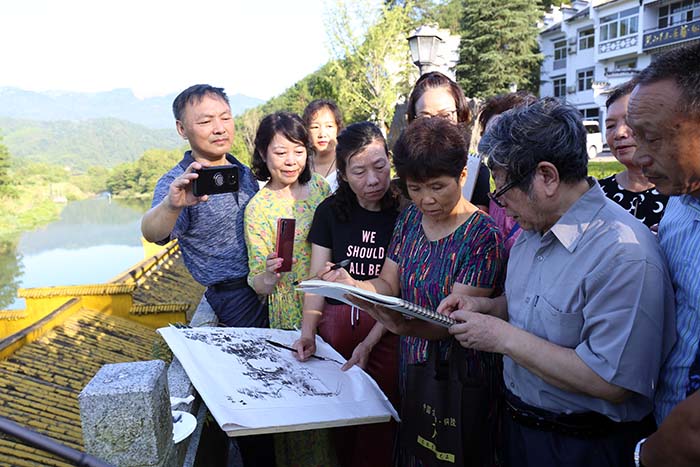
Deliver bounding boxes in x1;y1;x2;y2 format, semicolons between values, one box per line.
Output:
193;165;239;197
275;218;295;272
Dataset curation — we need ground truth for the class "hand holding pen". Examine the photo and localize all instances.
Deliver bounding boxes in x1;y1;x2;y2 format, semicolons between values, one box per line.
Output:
293;258;350;286
315;258;356;287
266;339;344;365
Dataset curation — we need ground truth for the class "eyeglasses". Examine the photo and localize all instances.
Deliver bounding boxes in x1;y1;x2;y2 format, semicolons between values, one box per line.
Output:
416;109;457;121
488;165;538;208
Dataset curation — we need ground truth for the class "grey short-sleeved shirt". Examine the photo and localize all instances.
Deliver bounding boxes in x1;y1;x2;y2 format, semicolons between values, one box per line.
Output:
503;180;676;422
151;151;258;286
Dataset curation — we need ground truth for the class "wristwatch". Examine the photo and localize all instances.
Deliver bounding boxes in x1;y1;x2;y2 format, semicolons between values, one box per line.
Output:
634;437;646;467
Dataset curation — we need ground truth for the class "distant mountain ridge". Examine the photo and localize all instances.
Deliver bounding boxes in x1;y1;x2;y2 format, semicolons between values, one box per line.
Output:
0;87;264;129
0;87;265;168
0;117;184;168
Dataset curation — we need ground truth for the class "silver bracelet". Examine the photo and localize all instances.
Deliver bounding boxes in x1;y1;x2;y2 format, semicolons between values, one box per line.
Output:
634;437;647;467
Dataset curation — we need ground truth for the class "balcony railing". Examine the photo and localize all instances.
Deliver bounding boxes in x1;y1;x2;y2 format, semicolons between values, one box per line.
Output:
604;68;640;78
553;59;567;70
598;35;638;54
643;19;700;50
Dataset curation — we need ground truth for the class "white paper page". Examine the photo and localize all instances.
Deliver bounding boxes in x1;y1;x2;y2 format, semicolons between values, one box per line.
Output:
158;327;399;432
462;153;483;202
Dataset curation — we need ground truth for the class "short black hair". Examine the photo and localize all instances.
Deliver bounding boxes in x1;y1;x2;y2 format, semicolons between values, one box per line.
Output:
251;112;313;184
605;79;637;110
172;84;229;121
636;42;700;118
393;117;468;186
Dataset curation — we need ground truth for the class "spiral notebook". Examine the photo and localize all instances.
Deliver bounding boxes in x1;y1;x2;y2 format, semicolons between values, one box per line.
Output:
297;280;456;328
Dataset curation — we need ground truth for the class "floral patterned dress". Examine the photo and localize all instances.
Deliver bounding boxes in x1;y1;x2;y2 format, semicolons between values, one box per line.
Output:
245;173;331;329
244;173;336;467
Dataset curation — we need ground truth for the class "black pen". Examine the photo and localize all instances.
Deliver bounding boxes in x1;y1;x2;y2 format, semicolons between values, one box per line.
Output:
265;339;343;364
292;258;350;286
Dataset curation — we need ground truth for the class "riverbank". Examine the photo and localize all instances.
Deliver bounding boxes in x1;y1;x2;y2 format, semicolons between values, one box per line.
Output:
0;181;91;242
1;196;150;310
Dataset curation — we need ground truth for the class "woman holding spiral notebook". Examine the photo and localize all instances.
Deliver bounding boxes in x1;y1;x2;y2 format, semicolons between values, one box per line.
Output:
320;117;506;467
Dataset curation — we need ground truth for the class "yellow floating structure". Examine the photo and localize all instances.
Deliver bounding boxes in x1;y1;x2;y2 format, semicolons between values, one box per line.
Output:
0;239;204;465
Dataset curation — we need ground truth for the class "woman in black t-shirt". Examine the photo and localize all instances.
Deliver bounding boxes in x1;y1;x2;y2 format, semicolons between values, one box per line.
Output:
293;122;401;467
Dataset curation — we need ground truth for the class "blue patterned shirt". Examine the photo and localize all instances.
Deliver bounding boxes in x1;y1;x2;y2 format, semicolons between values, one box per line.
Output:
655;195;700;423
151;151;259;286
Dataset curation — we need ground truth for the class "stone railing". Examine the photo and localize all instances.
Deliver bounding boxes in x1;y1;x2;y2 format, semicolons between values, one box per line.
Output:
78;298;219;466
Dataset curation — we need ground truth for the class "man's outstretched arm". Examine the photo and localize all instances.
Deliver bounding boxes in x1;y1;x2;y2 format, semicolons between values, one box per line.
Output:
142;162;205;242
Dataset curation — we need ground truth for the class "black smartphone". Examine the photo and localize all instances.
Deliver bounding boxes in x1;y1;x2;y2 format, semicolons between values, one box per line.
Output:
192;165;239;197
275;218;295;273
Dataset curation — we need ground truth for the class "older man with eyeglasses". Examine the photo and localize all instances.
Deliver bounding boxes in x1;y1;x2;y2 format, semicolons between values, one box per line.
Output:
438;97;676;467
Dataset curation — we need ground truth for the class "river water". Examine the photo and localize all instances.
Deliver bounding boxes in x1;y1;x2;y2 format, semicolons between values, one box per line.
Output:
1;196;150;310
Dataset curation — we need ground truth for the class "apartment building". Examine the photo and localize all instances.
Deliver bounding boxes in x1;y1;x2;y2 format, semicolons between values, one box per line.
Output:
539;0;700;131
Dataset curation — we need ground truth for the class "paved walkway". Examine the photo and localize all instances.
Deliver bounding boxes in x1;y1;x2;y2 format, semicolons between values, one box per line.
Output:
591;151;617;162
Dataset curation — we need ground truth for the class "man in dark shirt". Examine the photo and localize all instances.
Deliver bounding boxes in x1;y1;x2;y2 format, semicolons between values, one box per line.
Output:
142;84;267;329
142;84;273;467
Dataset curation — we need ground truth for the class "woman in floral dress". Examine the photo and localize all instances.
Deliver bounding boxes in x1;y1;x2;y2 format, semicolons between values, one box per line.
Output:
245;111;334;466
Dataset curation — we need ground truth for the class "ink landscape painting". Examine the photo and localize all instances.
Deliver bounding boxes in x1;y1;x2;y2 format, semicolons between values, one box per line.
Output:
158;327;398;434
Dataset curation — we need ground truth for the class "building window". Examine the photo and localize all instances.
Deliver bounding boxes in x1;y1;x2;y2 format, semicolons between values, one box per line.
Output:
578;28;595;49
600;7;639;42
614;58;637;70
553;77;567;98
578;107;600;126
581;108;600;123
577;68;594;92
553;39;567;69
659;0;700;29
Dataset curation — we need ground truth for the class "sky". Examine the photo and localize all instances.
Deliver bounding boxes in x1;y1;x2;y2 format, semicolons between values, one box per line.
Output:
0;0;333;100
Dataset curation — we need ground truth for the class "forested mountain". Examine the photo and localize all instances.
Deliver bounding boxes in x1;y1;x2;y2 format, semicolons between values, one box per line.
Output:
0;117;184;168
0;87;263;128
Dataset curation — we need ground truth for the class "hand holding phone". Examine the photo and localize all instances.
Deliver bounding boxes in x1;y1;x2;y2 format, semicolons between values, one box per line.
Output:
275;218;295;272
192;165;239;197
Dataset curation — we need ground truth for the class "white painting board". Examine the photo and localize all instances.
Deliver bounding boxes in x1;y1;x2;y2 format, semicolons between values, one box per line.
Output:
157;327;399;437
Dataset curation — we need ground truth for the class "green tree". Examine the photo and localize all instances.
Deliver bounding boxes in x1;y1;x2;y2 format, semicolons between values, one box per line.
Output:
456;0;543;99
387;0;463;31
326;0;413;132
72;166;111;193
105;148;183;197
0;239;22;309
232;62;340;157
424;0;463;32
0;136;13;197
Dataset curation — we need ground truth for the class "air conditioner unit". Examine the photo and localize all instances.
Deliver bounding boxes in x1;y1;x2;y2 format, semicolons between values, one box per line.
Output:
567;85;577;94
568;45;578;55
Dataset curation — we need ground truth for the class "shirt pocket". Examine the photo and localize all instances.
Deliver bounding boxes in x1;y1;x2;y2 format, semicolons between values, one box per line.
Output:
535;295;583;348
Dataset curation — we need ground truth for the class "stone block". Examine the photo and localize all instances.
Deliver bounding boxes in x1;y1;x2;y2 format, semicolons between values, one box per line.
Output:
189;296;218;328
79;360;172;466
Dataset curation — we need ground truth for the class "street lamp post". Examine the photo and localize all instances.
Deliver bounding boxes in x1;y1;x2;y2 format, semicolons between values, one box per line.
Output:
407;25;442;75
